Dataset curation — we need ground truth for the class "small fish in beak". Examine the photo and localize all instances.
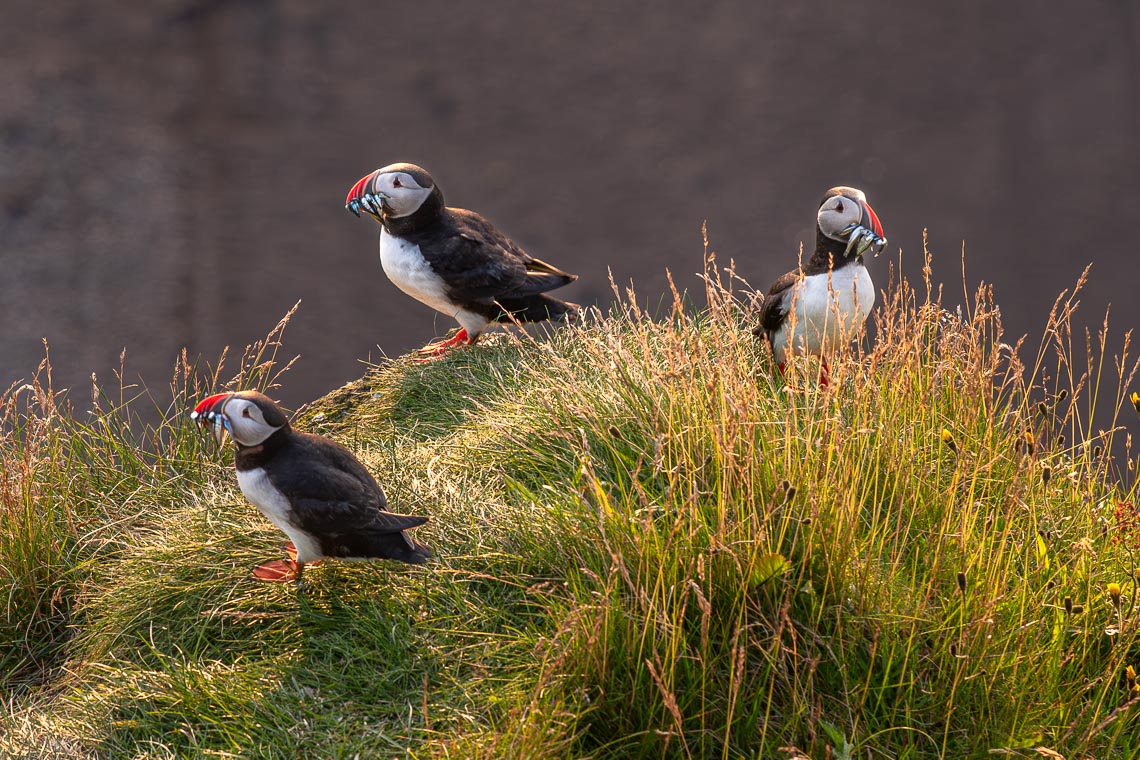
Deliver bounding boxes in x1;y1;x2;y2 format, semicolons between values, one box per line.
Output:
842;223;887;258
191;392;235;445
846;199;887;257
344;171;388;220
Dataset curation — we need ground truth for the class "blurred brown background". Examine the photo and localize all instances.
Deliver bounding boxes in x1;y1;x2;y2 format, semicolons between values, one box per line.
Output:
2;1;1138;409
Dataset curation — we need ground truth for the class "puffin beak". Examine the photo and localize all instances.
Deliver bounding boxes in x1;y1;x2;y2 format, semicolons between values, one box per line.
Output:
344;171;387;221
843;200;888;258
191;392;234;445
862;200;884;241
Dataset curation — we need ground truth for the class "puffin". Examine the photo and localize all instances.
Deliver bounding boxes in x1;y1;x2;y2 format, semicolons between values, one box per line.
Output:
191;390;431;583
754;186;886;384
345;163;579;358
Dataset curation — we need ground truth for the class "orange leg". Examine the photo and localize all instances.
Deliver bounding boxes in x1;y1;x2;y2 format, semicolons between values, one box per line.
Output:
776;359;829;387
252;542;318;583
252;559;303;583
413;329;474;362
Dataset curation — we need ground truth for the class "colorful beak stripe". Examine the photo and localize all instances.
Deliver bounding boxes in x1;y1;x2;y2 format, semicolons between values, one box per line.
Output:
863;201;885;240
345;172;376;206
191;392;233;419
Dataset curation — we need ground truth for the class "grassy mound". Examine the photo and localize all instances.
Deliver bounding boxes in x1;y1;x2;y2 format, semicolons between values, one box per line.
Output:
3;255;1140;758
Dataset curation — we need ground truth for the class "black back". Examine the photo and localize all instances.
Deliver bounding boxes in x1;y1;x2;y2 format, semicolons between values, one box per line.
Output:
237;429;431;563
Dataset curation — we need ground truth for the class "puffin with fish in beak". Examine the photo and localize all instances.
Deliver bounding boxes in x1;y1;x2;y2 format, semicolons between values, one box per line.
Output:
345;163;580;359
191;390;431;583
754;186;887;385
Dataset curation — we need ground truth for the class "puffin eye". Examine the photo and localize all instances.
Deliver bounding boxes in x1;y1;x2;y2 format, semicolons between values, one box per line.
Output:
242;408;252;418
392;176;403;188
834;200;844;213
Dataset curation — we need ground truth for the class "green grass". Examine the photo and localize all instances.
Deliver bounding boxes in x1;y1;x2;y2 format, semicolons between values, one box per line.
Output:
3;252;1140;758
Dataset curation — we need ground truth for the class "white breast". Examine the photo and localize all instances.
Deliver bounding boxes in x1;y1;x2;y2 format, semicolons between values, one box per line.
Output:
771;264;874;362
379;230;457;316
236;467;324;563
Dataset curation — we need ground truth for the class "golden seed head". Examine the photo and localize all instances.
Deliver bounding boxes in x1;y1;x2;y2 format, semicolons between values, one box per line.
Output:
1108;583;1122;605
1132;391;1140;415
941;428;953;444
1021;431;1035;455
1127;664;1137;683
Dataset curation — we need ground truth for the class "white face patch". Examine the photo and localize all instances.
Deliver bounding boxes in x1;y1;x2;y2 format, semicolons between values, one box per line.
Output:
817;191;866;242
223;398;284;447
372;171;434;217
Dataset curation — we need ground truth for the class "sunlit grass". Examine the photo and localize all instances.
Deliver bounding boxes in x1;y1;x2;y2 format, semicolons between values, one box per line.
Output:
3;248;1140;758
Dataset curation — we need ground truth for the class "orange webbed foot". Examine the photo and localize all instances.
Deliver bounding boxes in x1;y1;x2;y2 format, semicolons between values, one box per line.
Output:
252;559;300;583
413;329;475;363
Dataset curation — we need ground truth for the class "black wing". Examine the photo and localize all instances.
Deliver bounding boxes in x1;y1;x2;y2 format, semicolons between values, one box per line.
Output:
413;208;576;303
754;270;800;337
276;433;428;538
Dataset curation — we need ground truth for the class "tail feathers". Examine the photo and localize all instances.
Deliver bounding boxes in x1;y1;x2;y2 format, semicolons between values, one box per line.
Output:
351;530;432;565
406;537;433;564
331;517;433;565
518;272;577;294
372;511;430;532
390;534;433;565
525;257;577;282
496;294;581;325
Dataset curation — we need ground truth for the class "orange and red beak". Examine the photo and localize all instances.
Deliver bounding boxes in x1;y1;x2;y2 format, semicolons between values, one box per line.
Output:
191;392;234;444
345;170;384;219
843;199;887;257
862;200;884;240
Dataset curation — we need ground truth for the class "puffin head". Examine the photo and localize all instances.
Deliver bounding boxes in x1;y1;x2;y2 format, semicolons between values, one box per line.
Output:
817;186;886;258
191;390;289;448
345;163;439;221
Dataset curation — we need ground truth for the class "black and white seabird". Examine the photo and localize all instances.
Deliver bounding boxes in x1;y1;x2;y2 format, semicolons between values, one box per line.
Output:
192;391;431;583
345;163;580;358
754;186;886;384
